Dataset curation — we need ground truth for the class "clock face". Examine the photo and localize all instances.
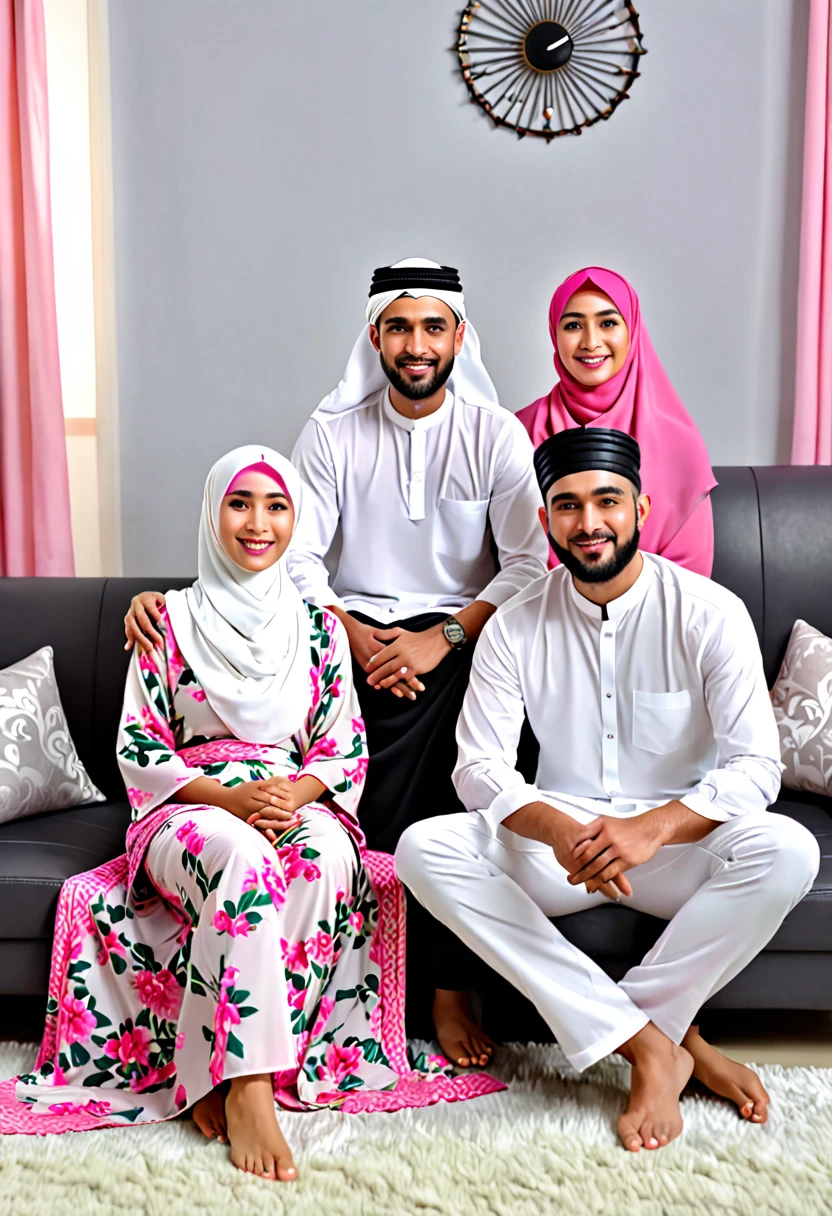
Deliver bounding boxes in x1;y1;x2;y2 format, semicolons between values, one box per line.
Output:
457;2;647;142
523;22;573;72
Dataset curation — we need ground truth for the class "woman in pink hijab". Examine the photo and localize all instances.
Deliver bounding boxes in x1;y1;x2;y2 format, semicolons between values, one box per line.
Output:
517;267;716;576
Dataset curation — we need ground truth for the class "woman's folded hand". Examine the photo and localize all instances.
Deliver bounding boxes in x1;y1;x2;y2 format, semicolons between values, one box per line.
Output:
219;780;296;822
244;774;327;835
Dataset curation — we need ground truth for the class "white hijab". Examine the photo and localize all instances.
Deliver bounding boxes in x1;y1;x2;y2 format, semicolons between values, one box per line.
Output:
165;446;311;745
314;256;500;417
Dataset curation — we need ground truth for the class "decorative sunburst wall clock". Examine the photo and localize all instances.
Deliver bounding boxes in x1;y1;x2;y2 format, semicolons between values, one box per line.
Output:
456;1;647;142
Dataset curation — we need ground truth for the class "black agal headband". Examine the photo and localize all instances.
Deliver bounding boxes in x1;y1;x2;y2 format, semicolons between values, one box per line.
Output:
534;427;642;499
368;264;463;299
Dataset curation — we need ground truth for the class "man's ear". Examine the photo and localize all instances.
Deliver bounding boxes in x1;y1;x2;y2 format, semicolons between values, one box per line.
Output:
453;319;466;356
637;493;651;528
538;504;549;536
368;323;382;353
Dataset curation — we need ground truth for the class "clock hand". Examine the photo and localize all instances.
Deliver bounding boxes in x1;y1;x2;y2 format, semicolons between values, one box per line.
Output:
546;34;571;51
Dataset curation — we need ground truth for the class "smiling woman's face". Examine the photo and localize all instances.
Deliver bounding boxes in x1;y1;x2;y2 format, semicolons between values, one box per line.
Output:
217;469;295;572
556;285;630;387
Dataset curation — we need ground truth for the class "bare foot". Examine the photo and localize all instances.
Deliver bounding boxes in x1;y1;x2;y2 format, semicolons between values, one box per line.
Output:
683;1026;770;1124
617;1023;694;1153
433;988;495;1068
225;1074;297;1182
193;1085;228;1141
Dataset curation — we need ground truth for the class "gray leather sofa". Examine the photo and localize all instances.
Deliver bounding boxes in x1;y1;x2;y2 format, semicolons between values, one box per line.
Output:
0;467;830;1019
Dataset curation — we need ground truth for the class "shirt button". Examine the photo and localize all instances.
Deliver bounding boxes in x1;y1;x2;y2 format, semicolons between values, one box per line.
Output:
607;734;614;739
604;632;612;638
606;693;612;698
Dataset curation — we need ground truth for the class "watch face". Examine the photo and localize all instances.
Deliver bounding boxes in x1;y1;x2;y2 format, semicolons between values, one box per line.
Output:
444;619;466;646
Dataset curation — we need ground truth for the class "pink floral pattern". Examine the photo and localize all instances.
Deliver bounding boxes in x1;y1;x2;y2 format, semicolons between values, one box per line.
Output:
212;910;252;938
175;820;205;855
132;969;182;1020
61;995;96;1045
105;1027;151;1070
317;1042;363;1085
49;1099;111;1117
210;966;242;1087
126;788;153;811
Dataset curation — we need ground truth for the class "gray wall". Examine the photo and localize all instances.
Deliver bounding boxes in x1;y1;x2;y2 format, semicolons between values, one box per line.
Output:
110;0;810;576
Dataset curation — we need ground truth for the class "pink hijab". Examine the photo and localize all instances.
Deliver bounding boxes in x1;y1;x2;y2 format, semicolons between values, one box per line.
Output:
517;267;716;562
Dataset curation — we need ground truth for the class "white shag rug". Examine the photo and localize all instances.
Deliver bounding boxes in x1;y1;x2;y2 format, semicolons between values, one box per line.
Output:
1;1041;831;1216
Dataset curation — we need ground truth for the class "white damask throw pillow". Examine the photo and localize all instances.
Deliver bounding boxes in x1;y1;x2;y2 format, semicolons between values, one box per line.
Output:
771;619;832;798
0;645;104;824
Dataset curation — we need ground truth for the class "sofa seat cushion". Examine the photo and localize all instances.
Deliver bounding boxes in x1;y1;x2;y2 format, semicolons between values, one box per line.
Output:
0;802;131;939
767;796;832;950
553;794;832;958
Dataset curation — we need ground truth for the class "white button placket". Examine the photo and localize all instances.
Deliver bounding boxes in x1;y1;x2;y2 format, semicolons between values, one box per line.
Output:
408;428;426;521
599;621;620;797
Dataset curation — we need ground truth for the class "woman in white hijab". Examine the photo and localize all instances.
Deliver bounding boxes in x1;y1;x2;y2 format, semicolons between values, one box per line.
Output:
7;447;501;1180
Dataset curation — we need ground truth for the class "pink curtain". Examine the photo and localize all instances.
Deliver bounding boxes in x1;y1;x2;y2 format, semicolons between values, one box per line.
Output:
793;0;832;465
0;0;74;575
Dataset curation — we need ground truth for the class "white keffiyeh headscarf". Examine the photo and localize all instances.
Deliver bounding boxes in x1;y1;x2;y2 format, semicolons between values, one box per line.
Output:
313;257;499;416
165;446;311;744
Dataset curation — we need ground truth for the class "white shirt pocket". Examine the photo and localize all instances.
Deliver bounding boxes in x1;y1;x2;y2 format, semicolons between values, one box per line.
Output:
632;689;693;755
437;497;490;562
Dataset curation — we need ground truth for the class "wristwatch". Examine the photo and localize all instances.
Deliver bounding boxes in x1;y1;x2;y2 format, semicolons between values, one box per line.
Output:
442;616;467;650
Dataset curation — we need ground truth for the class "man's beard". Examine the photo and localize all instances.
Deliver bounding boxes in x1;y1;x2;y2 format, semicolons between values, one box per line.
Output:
380;352;455;401
550;520;640;584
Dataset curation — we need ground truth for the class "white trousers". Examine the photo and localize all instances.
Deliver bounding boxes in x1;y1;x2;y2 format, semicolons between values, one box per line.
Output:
395;810;820;1071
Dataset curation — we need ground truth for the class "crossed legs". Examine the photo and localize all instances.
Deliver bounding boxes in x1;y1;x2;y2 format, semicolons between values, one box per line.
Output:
396;809;819;1150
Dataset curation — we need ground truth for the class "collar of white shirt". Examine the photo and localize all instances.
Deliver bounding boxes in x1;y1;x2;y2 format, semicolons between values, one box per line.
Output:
381;386;455;433
568;551;655;622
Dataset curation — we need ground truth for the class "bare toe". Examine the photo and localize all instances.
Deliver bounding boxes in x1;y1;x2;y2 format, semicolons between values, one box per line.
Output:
617;1113;643;1153
640;1119;660;1150
473;1036;494;1063
193;1094;221;1140
433;989;492;1071
277;1156;298;1183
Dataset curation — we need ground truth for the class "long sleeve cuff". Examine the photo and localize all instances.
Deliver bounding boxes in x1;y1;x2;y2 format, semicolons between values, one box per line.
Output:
477;571;530;611
478;781;544;836
129;767;207;820
679;790;731;823
297;751;364;820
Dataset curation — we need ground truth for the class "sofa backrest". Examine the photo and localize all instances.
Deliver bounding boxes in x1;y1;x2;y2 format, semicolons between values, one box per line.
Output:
711;466;832;685
1;465;831;801
91;577;193;799
0;576;191;801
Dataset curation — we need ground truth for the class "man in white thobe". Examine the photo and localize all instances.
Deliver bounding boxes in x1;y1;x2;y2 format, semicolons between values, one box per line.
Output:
288;257;548;1064
396;426;820;1152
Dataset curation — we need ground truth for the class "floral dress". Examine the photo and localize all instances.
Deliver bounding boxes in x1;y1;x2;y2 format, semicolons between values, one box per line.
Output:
0;605;502;1134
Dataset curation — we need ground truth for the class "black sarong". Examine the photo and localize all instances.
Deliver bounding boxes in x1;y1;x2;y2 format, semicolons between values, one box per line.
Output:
349;610;539;1025
350;611;472;854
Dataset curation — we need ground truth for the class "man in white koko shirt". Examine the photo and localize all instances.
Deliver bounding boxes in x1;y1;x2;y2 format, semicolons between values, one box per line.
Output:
396;426;819;1153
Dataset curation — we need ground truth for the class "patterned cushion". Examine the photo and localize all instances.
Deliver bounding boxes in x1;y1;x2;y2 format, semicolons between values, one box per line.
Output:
771;619;832;797
0;646;104;824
